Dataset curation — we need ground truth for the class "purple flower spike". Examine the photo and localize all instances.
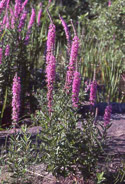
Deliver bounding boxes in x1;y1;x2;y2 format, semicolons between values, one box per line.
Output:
104;105;112;126
28;8;35;30
60;16;71;53
24;30;31;45
3;14;7;25
12;73;21;124
46;23;56;65
5;15;9;29
10;8;15;29
37;7;42;26
5;44;10;56
46;54;56;113
22;0;28;10
0;0;7;14
72;71;81;108
108;0;111;7
0;48;2;64
6;0;10;8
65;36;79;93
89;81;97;106
69;36;79;66
14;0;22;18
18;10;27;31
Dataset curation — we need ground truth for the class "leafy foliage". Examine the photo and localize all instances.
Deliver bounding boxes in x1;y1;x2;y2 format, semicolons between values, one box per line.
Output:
32;89;109;181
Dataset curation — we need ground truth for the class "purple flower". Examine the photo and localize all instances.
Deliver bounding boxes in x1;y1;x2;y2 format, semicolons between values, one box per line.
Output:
65;36;79;93
108;0;111;7
28;8;35;30
22;0;28;10
104;105;112;126
46;54;56;113
12;73;21;123
85;80;91;93
5;44;10;56
6;0;10;8
60;16;71;54
3;13;7;25
18;10;27;31
5;15;9;29
24;30;31;45
46;23;56;65
72;71;81;108
0;48;2;64
14;0;22;18
9;8;15;29
37;4;42;26
69;36;79;66
89;80;97;105
0;0;7;14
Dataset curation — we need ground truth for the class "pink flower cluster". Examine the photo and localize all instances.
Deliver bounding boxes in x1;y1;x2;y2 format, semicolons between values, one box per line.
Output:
108;0;111;7
18;10;27;31
72;71;81;108
25;8;35;44
46;23;56;113
46;55;56;113
65;36;79;92
14;0;22;18
5;44;10;56
104;105;112;126
89;81;97;105
22;0;29;10
84;80;91;93
0;0;7;14
12;73;21;123
60;16;71;53
28;8;35;30
46;23;56;64
0;48;2;64
9;8;15;29
37;3;42;26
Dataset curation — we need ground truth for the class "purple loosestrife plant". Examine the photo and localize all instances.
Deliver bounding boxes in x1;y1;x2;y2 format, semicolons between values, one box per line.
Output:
6;0;10;8
12;73;21;124
0;0;7;14
3;13;7;25
46;23;56;65
65;36;79;93
25;8;35;44
72;71;81;108
10;8;15;29
85;80;91;93
18;10;27;31
22;0;28;10
14;0;22;19
46;54;56;114
5;15;9;29
89;80;97;106
108;0;111;7
27;8;35;30
104;104;112;126
37;3;42;26
5;44;10;56
0;48;2;64
60;15;71;53
2;13;7;26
